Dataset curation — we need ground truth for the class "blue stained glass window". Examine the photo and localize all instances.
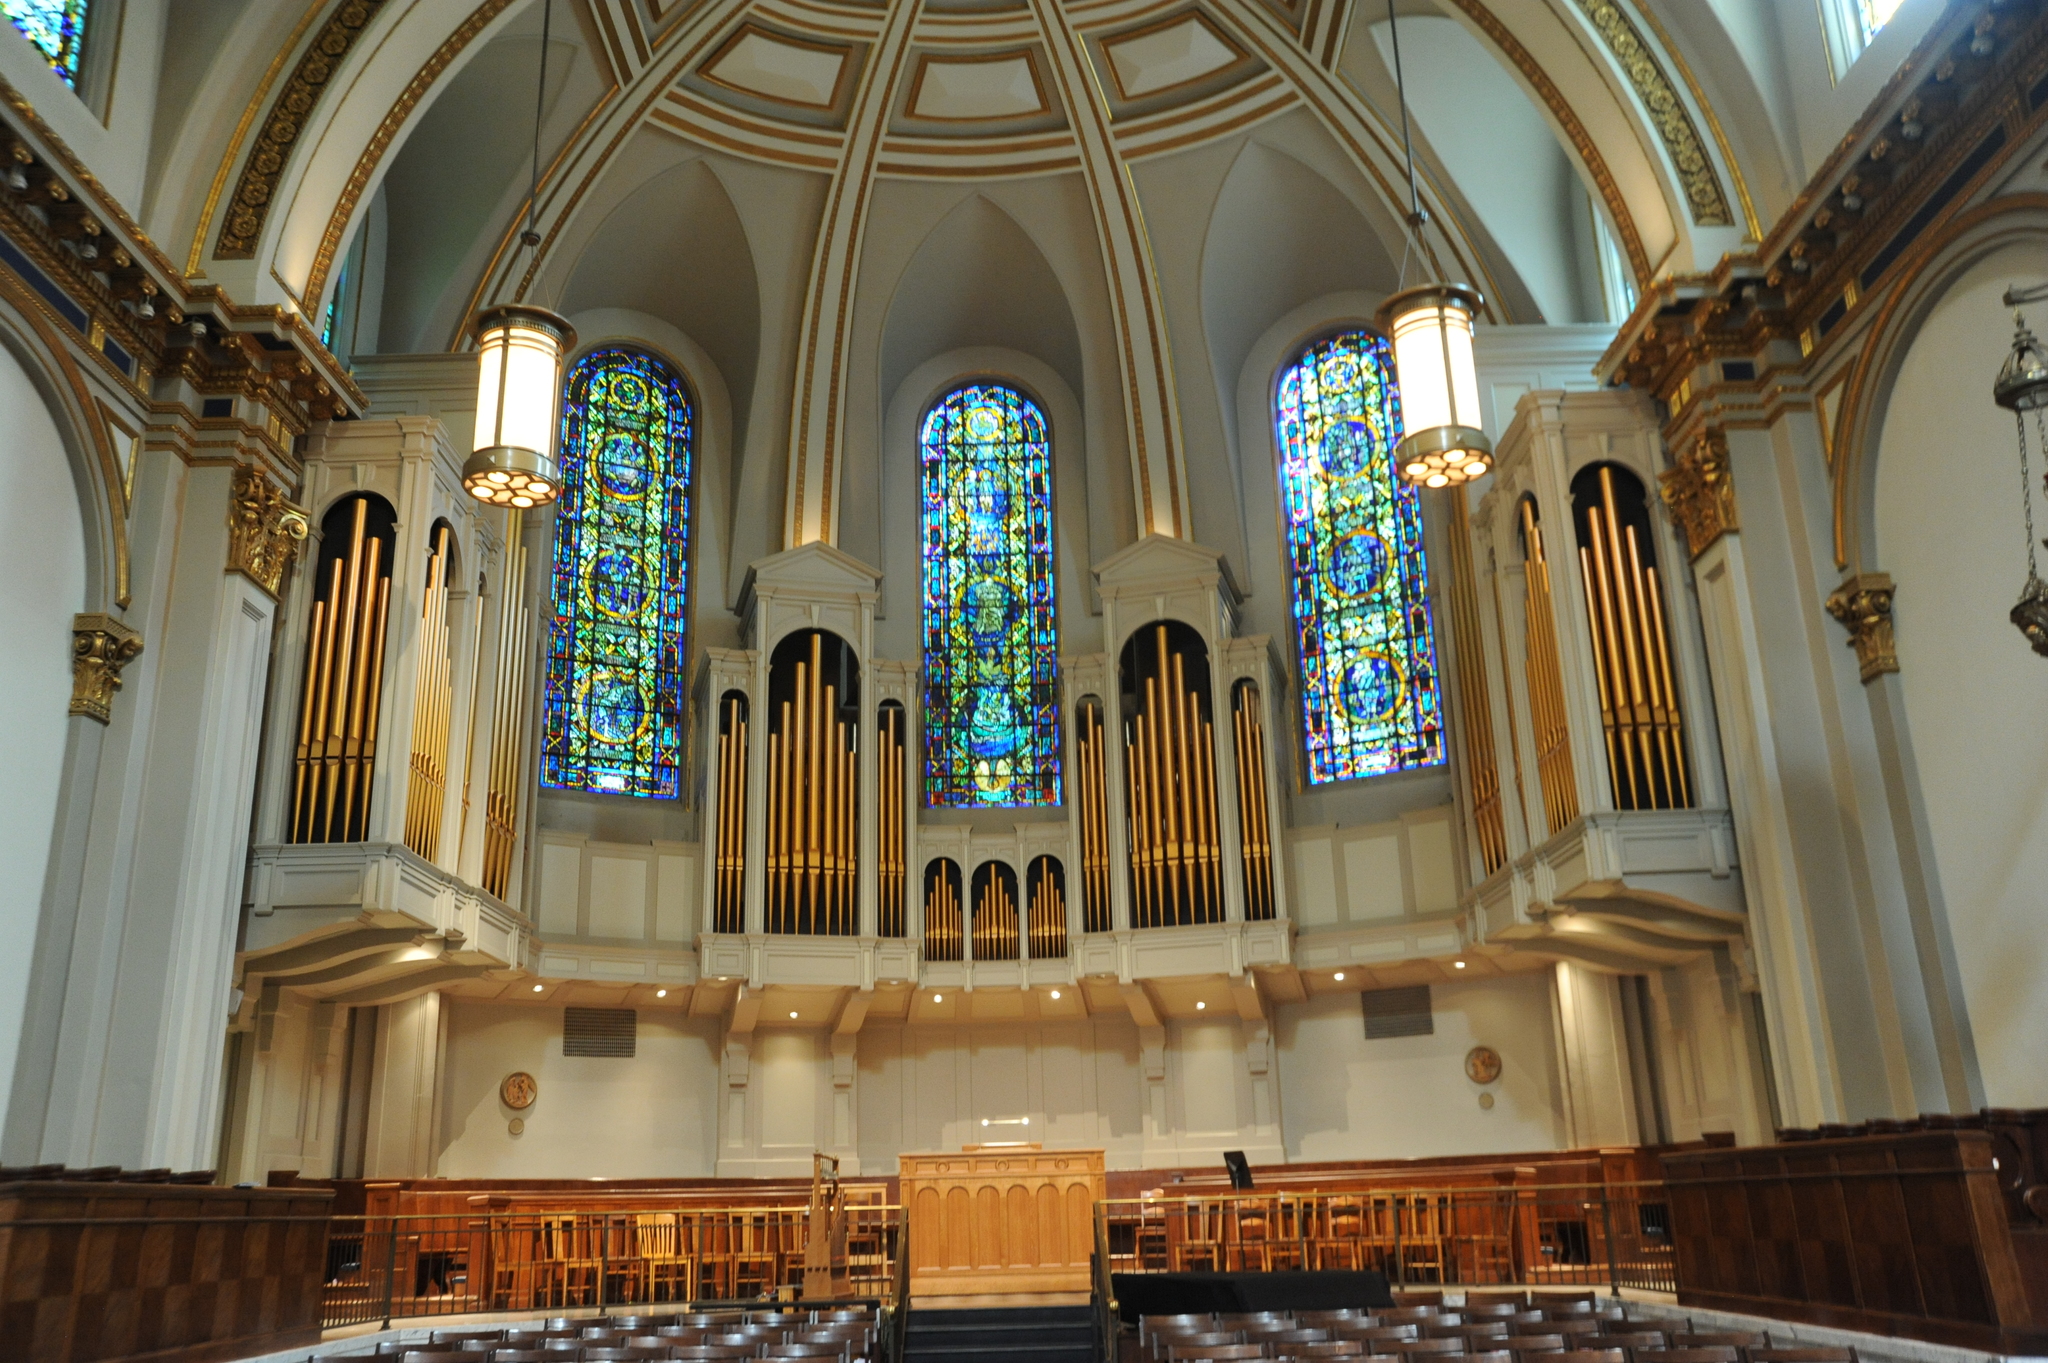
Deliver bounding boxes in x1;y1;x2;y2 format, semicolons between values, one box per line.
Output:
1276;331;1445;783
541;349;694;799
921;382;1061;807
4;1;89;86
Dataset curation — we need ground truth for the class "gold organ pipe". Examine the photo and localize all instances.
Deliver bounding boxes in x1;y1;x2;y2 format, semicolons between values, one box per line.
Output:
290;499;401;845
481;535;529;901
1644;564;1693;805
714;695;748;933
406;526;454;861
1122;628;1223;929
1581;520;1634;806
292;598;325;842
765;636;860;934
1233;686;1276;920
1624;528;1677;800
1444;492;1509;876
1519;500;1579;836
1077;704;1110;933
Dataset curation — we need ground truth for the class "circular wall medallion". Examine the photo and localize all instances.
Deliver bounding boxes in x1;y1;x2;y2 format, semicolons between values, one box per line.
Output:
1478;1092;1495;1111
1464;1046;1503;1085
500;1071;538;1110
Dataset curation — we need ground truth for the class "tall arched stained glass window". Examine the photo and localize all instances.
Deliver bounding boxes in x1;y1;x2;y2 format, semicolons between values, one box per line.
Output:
921;382;1060;807
1276;331;1445;783
541;348;694;799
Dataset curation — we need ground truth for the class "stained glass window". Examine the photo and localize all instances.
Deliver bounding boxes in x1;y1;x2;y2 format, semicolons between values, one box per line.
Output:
4;1;89;86
541;348;694;799
921;382;1061;807
1276;331;1445;783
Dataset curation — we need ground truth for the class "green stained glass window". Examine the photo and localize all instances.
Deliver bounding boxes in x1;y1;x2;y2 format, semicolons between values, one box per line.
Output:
541;349;693;799
1276;331;1445;783
921;383;1061;807
4;1;89;86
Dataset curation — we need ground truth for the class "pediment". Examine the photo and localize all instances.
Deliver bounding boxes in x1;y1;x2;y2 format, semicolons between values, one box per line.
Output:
742;541;882;600
1092;533;1239;603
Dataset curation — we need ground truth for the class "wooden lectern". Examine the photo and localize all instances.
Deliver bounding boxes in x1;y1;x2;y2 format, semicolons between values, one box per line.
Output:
898;1145;1106;1296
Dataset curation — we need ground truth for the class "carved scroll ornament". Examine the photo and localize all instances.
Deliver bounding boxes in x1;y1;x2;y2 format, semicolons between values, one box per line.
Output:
226;464;309;598
71;612;143;722
1659;428;1738;559
1826;572;1899;683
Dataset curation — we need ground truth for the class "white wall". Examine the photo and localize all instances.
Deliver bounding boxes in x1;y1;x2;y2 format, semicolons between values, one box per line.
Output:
857;1020;1146;1172
438;1000;723;1177
0;343;87;1123
1874;241;2048;1108
1275;975;1563;1160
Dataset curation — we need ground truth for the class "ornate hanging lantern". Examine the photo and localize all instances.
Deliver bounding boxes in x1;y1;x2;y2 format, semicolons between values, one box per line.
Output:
1993;293;2048;655
464;304;574;508
1378;283;1491;487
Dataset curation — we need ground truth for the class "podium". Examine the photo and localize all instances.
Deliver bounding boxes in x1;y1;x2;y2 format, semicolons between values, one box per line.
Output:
899;1145;1106;1296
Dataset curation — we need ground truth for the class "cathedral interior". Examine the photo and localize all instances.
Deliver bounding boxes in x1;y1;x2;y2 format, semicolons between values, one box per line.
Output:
1;0;2046;1359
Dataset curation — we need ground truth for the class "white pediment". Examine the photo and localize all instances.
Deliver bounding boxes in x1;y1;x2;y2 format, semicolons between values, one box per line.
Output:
1092;533;1237;600
743;541;882;597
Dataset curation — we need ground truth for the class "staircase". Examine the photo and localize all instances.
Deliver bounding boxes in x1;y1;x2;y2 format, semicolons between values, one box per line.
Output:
901;1304;1097;1363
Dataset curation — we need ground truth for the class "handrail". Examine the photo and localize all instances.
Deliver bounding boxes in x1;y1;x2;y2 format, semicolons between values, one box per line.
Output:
888;1210;912;1363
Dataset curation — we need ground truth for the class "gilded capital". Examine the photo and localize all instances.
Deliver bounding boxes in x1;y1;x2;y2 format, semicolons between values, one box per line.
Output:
1659;428;1738;559
71;612;143;723
1825;572;1899;683
226;464;309;599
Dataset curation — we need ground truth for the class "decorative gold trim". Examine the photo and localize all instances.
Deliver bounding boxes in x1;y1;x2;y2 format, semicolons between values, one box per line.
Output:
1626;0;1757;239
302;0;517;318
215;0;393;259
1437;0;1651;286
1567;0;1729;227
226;463;311;599
1826;571;1897;683
1658;427;1737;559
71;611;143;723
187;0;331;275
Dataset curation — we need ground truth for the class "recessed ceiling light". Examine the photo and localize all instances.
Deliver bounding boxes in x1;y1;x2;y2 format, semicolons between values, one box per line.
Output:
1196;1001;1206;1010
1334;972;1346;982
1049;989;1061;1000
656;989;667;998
789;1011;799;1019
1454;960;1467;969
932;994;943;1003
532;984;544;992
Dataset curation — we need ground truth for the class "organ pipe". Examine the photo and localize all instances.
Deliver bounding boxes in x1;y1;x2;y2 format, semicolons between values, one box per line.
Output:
1074;697;1112;933
1575;465;1692;810
877;703;906;938
290;496;394;844
923;859;963;961
1122;623;1222;928
972;863;1020;961
765;631;858;935
1230;681;1276;922
404;523;456;862
714;691;749;933
1026;855;1067;959
481;528;531;900
1444;491;1509;874
1519;498;1580;837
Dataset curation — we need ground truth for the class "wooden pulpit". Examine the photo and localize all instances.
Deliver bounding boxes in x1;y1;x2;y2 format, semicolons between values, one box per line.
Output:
899;1145;1106;1295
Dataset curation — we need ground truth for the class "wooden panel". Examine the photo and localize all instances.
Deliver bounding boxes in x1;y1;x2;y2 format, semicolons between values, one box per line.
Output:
1662;1130;2048;1353
900;1147;1106;1295
0;1181;332;1363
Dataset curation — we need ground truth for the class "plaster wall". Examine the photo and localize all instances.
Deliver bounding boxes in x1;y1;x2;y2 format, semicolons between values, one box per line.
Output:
0;346;87;1119
1873;242;2048;1108
1275;974;1563;1160
437;1000;723;1177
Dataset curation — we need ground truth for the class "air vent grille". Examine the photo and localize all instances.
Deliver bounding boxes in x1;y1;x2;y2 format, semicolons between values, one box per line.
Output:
1361;985;1433;1039
563;1007;637;1057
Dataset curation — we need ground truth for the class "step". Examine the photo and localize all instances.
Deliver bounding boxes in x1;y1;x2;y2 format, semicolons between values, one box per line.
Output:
904;1304;1097;1362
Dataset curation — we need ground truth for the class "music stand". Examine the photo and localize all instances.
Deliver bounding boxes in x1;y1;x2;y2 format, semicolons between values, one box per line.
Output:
1223;1150;1254;1190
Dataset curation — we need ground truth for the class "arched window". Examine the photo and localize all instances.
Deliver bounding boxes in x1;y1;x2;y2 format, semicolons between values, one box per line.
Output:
541;348;694;799
1276;330;1445;784
6;3;90;86
920;382;1060;807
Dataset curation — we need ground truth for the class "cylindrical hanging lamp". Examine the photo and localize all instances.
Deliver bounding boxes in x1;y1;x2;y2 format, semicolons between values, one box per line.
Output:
463;303;575;508
1378;283;1491;487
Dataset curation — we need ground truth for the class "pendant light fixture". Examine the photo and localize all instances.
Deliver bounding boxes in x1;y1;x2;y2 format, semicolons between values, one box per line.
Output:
463;0;572;509
1994;286;2048;655
1372;0;1491;489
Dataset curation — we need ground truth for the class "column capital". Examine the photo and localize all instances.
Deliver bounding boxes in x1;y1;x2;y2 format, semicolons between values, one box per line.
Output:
225;463;310;599
70;611;143;723
1660;427;1739;560
1826;572;1899;683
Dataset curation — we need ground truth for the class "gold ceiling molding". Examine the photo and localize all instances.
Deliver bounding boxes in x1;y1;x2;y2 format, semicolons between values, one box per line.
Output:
215;0;392;260
187;0;331;275
302;0;518;318
1568;0;1730;228
1435;0;1649;286
1623;0;1758;240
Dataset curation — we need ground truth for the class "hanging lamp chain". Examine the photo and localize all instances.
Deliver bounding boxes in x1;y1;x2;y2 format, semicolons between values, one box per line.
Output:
522;0;554;249
1385;0;1427;287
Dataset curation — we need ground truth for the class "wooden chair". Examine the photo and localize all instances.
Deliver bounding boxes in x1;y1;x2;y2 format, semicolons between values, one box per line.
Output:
1170;1347;1266;1363
1319;1197;1369;1270
1297;1311;1375;1328
670;1350;758;1362
1295;1344;1367;1358
1669;1335;1767;1355
1463;1294;1529;1310
1638;1350;1741;1363
431;1331;505;1345
1547;1320;1602;1339
1749;1351;1855;1363
1428;1325;1508;1342
1336;1326;1418;1345
1534;1293;1599;1311
1549;1351;1627;1363
583;1350;676;1362
1502;1336;1567;1356
486;1352;567;1363
1163;1332;1247;1357
1393;1291;1445;1308
1466;1353;1512;1363
1253;1330;1333;1346
678;1313;748;1327
1375;1340;1467;1356
1217;1313;1292;1329
1174;1200;1228;1272
1381;1309;1441;1324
